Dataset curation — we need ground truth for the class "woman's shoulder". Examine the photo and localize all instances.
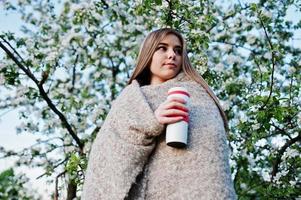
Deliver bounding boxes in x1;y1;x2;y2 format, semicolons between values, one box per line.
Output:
120;80;140;95
112;80;140;104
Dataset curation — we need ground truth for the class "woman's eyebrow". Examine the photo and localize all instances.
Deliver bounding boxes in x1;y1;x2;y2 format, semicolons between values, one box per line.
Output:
158;42;182;48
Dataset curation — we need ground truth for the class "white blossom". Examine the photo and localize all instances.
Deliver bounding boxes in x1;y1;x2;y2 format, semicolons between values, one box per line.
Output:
284;148;300;159
296;112;301;128
282;79;291;88
238;111;248;123
289;180;297;186
249;105;259;113
252;123;260;130
255;139;266;147
0;74;5;85
240;183;247;189
84;141;92;154
45;51;58;62
64;145;76;154
271;135;286;149
247;153;256;167
0;62;6;70
25;38;34;48
274;169;289;184
262;10;273;19
239;75;252;85
288;66;296;74
261;149;269;156
220;100;230;111
110;50;120;57
223;44;232;52
226;55;242;65
274;72;285;82
262;170;271;182
263;52;272;60
248;190;256;194
260;65;268;73
246;34;256;45
16;86;28;98
61;32;82;48
215;63;225;72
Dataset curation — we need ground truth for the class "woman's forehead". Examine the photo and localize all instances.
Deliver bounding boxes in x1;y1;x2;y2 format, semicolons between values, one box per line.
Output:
159;34;182;47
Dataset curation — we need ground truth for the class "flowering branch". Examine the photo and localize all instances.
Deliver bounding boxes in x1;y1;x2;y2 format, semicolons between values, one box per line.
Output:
0;40;84;152
271;133;301;181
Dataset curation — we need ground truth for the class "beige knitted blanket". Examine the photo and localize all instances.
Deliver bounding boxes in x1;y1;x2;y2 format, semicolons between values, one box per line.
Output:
82;72;236;200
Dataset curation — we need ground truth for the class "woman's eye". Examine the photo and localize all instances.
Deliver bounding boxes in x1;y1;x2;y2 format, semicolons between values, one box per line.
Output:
157;46;166;51
175;49;182;55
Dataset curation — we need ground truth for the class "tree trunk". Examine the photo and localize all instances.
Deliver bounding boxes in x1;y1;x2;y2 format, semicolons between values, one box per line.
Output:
66;180;77;200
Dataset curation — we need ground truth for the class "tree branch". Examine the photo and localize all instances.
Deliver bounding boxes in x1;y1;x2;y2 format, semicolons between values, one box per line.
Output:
0;36;27;69
54;170;66;200
288;74;294;107
258;12;276;110
0;40;84;151
90;126;101;140
70;54;78;93
36;157;69;179
165;0;174;27
270;133;301;181
270;122;292;140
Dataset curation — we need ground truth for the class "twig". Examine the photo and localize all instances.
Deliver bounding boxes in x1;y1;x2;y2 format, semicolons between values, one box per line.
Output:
70;54;78;93
27;137;64;149
258;11;276;110
0;36;27;69
54;170;66;200
270;122;292;140
288;75;293;107
36;157;69;179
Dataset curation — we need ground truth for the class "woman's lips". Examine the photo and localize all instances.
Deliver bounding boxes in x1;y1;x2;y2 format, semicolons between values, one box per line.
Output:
164;63;177;68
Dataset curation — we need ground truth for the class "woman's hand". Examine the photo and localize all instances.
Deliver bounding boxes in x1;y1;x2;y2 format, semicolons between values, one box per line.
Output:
154;97;189;125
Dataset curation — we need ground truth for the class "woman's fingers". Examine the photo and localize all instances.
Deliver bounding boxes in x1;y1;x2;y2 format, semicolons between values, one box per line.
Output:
161;109;188;117
155;108;188;124
158;116;183;124
164;101;188;112
154;97;189;125
167;97;187;104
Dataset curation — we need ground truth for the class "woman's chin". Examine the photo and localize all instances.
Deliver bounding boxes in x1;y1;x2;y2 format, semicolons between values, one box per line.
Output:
162;71;179;80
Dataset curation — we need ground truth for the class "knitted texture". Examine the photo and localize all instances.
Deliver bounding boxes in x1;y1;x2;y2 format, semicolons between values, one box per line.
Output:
82;72;237;200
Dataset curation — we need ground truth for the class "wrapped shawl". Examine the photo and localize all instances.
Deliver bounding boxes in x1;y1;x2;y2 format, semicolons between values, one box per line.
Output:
82;72;236;200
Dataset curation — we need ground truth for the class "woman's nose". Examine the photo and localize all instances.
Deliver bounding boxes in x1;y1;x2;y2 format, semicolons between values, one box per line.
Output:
167;49;176;59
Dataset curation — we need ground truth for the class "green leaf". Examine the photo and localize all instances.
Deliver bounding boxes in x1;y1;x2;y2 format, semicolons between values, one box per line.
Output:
250;3;257;12
155;0;162;5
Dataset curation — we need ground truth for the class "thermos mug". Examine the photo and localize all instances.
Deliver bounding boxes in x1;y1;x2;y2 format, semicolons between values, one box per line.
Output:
166;87;190;148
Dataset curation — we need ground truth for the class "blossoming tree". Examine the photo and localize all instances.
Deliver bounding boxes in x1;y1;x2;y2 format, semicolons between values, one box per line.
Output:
0;0;300;199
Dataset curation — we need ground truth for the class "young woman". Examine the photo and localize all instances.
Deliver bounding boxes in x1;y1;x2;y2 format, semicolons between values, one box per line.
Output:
82;28;236;199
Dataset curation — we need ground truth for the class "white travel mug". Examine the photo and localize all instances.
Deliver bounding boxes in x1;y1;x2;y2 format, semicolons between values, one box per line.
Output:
166;87;190;148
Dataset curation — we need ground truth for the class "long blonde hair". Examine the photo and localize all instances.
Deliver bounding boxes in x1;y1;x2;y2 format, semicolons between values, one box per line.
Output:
128;28;229;132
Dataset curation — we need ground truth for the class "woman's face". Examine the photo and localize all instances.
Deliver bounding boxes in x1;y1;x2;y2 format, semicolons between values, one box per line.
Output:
149;34;182;85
